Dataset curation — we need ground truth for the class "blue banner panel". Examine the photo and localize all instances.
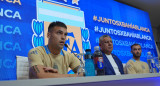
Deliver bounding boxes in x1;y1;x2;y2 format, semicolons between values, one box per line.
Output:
79;0;157;63
0;0;36;80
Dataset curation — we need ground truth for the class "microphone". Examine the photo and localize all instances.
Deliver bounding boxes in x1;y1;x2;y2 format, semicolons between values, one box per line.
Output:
64;44;84;64
64;44;77;57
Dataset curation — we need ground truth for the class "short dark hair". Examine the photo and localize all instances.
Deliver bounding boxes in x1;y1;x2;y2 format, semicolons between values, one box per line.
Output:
99;35;111;44
131;43;141;50
48;21;67;32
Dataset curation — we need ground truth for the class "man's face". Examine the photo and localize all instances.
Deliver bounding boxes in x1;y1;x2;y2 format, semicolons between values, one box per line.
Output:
99;37;113;54
48;26;67;49
131;45;142;59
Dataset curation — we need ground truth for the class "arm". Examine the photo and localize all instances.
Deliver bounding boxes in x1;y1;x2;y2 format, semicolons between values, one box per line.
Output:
125;62;137;74
72;65;84;77
144;62;150;73
68;53;84;76
28;48;77;79
72;65;79;73
30;65;77;79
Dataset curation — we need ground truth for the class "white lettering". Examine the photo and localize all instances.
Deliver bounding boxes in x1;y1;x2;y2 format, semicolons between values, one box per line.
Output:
0;24;21;35
0;8;21;20
0;41;21;51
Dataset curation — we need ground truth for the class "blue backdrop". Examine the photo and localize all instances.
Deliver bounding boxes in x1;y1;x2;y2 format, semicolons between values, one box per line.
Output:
0;0;157;80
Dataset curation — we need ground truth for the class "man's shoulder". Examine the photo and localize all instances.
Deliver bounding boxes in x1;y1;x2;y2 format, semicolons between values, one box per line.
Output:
111;53;120;60
28;46;45;55
129;58;136;62
111;53;118;57
62;49;74;56
126;59;136;66
127;59;134;63
126;59;135;68
29;46;44;51
140;61;148;65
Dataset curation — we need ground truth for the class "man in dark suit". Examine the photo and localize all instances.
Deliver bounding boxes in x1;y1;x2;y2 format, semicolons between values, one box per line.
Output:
99;35;124;75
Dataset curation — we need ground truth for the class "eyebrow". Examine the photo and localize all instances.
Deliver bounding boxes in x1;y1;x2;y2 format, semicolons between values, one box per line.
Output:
133;48;141;49
57;30;63;32
56;30;66;33
104;40;112;42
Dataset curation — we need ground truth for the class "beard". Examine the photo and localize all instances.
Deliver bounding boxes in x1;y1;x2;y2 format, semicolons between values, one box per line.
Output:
133;52;141;59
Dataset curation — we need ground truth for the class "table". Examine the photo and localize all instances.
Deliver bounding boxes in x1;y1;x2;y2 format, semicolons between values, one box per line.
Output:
0;73;160;86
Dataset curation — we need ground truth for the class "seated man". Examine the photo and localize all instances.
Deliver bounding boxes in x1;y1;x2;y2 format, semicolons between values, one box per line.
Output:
99;35;124;75
125;44;149;74
28;21;81;79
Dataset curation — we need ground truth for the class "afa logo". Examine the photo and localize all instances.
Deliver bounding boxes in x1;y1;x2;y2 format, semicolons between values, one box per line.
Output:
36;0;85;54
31;19;44;47
62;25;83;54
64;32;80;54
62;27;91;54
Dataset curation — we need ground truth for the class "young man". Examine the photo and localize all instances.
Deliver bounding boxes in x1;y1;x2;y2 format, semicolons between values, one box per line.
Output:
28;21;81;79
125;44;149;74
99;35;124;75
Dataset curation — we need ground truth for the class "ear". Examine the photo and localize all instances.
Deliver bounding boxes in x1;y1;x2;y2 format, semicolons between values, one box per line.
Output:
130;50;133;54
99;43;101;47
47;32;51;39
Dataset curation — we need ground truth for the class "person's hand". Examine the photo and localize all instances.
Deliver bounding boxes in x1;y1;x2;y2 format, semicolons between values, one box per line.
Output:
43;67;58;73
77;72;84;77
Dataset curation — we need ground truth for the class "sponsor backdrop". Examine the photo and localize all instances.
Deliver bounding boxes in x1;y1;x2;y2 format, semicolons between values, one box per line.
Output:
0;0;158;80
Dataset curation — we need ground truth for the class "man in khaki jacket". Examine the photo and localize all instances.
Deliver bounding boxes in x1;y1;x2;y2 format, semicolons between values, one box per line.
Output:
28;21;81;79
125;44;149;74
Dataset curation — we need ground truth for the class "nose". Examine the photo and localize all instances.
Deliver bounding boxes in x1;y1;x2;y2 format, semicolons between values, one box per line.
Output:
61;34;66;40
109;41;112;45
136;50;140;53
